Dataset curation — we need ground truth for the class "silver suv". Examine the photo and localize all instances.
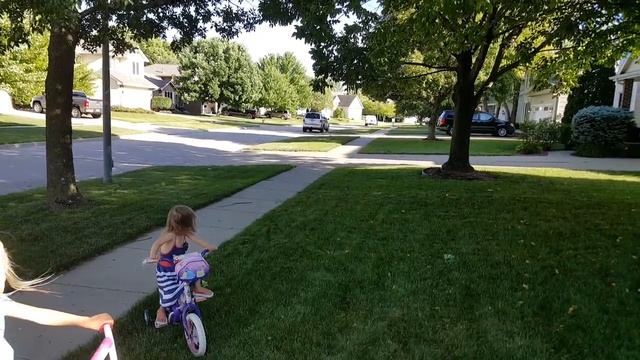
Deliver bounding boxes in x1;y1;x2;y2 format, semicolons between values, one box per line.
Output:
303;112;329;133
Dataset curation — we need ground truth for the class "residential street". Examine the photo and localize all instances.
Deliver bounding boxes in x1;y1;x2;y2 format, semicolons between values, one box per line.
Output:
2;119;639;195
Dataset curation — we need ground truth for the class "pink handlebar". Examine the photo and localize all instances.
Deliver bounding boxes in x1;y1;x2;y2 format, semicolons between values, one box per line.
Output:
90;324;118;360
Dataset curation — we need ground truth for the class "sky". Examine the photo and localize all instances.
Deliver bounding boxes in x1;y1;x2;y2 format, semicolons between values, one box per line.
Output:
218;24;315;76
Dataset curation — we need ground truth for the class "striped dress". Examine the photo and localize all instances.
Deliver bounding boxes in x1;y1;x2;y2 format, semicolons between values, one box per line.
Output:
156;241;189;309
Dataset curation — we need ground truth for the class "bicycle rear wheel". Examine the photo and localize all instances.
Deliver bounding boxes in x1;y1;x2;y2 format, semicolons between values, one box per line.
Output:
184;313;207;356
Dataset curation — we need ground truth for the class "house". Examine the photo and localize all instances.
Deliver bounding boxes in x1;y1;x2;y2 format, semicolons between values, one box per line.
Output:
611;54;640;126
478;97;514;122
144;64;179;109
76;48;157;110
515;73;568;123
144;63;218;115
333;94;364;121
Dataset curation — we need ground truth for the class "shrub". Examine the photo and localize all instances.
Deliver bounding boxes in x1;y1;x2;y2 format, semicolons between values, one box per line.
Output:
151;96;172;111
572;106;636;157
111;106;154;114
333;107;346;119
517;119;561;154
516;141;543;154
559;123;573;150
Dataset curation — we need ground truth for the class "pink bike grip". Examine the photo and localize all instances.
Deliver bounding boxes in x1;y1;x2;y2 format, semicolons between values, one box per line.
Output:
90;324;118;360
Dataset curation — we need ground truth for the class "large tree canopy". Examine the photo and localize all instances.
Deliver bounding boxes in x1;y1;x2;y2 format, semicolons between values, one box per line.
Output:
0;0;258;206
258;52;312;112
260;0;639;173
178;38;261;109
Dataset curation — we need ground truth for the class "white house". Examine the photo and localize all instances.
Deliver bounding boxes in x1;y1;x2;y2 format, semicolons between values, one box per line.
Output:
333;94;364;121
516;73;568;123
77;47;158;110
611;54;640;126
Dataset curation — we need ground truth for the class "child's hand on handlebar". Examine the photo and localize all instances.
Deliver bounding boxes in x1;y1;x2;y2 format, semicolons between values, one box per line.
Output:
81;313;114;332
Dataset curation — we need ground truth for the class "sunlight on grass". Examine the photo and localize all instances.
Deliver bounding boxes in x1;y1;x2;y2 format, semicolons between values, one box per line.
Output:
249;136;358;152
65;166;640;359
361;138;520;155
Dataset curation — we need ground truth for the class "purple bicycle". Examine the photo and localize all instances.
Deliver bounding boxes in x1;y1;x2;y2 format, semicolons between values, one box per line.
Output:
143;250;211;356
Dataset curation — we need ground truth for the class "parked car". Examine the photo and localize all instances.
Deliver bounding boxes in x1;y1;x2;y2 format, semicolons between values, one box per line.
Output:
436;110;515;137
364;115;378;126
31;91;103;118
265;110;291;119
222;108;256;119
303;112;330;133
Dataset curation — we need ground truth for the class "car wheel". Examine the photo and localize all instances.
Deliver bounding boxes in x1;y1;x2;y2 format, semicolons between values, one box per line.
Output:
91;114;101;119
33;102;43;113
302;127;307;133
448;127;454;136
496;127;508;137
71;107;81;118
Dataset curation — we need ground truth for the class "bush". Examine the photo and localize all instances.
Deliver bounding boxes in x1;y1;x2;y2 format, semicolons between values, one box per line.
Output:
559;123;573;150
111;106;154;114
572;106;636;157
333;107;346;119
517;119;561;154
151;96;172;111
516;141;543;154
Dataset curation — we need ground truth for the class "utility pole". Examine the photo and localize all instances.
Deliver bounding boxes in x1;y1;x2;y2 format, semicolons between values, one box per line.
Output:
102;3;112;184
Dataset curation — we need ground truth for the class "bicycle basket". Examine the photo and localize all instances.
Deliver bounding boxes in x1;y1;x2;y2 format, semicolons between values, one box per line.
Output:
175;253;210;281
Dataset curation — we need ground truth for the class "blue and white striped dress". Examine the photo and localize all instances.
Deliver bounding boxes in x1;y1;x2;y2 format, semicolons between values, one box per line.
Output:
156;242;189;309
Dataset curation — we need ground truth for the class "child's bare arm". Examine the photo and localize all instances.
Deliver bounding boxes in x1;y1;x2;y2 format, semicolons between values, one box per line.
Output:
149;232;173;259
5;300;113;331
188;234;217;251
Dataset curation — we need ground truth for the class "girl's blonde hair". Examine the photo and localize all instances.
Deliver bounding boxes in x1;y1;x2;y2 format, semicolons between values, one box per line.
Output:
0;238;49;293
165;205;197;236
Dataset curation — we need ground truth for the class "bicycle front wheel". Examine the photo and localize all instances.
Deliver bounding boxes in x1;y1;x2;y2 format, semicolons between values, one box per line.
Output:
184;313;207;356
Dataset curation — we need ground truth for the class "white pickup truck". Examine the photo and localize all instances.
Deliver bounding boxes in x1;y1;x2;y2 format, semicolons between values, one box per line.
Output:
31;91;103;118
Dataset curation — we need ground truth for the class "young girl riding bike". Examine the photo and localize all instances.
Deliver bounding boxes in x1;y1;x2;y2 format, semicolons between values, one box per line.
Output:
148;205;216;328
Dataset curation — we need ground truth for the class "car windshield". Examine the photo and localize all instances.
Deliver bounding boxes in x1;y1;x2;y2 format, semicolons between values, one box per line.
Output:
305;113;321;119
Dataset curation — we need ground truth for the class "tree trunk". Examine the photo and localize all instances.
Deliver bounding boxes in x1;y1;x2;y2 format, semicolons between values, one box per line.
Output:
495;103;501;118
503;102;512;122
510;91;519;125
426;115;437;140
442;55;476;173
46;23;82;207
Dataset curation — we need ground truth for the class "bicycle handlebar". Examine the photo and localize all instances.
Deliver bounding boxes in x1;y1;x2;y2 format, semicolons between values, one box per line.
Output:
90;324;118;360
143;249;211;265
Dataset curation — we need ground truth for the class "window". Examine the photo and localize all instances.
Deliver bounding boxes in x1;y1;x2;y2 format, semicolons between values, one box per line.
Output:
477;113;493;122
132;62;140;75
164;91;173;99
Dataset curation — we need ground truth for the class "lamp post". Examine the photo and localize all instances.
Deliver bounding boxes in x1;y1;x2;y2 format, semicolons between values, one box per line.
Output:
102;1;113;184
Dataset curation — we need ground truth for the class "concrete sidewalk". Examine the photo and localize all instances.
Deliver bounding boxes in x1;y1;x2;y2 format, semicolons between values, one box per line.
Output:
6;165;331;360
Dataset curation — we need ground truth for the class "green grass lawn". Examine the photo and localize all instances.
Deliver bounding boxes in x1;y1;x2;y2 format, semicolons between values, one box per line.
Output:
0;115;141;145
248;136;358;152
66;167;640;359
386;126;448;136
112;111;298;129
0;165;291;278
361;138;520;155
330;128;380;135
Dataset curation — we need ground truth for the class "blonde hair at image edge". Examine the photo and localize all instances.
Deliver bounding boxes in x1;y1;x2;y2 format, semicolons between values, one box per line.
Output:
0;239;49;293
165;205;197;236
